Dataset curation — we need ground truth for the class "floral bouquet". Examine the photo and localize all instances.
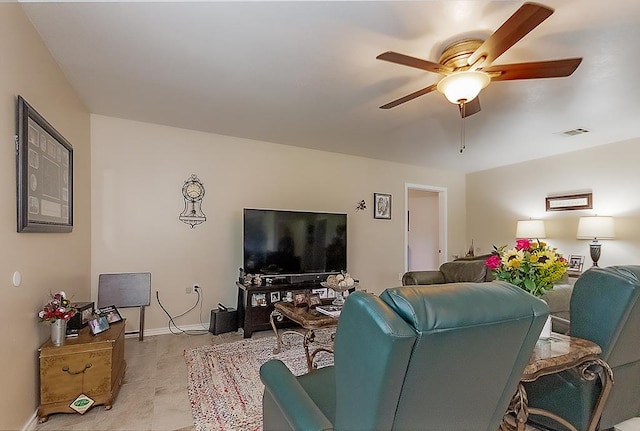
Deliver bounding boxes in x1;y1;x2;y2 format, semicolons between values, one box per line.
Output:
485;239;568;297
38;291;76;322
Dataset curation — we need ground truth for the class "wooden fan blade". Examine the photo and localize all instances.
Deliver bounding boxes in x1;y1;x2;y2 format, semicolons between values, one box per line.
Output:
483;58;582;81
468;3;554;67
379;84;438;109
459;97;481;118
377;51;453;75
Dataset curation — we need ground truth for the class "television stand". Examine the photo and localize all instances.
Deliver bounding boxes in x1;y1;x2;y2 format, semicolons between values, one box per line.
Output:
236;281;326;338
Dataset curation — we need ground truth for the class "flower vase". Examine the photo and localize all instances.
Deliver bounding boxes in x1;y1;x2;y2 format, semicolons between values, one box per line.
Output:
540;315;552;339
51;319;67;347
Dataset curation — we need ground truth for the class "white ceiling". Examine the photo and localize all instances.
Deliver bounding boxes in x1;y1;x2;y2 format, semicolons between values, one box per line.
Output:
20;0;640;173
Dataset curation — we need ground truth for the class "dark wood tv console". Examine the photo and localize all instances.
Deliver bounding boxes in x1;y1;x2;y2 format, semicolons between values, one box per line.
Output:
236;281;327;338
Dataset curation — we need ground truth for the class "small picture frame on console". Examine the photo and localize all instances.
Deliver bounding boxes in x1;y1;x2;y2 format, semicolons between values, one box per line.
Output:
307;293;322;308
293;290;308;307
312;288;328;299
270;291;281;303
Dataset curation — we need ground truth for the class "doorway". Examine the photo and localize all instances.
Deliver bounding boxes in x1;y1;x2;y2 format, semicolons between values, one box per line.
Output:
405;184;447;272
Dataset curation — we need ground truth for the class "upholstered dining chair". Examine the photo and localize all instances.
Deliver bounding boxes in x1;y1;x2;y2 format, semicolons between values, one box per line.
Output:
525;266;640;431
260;281;548;431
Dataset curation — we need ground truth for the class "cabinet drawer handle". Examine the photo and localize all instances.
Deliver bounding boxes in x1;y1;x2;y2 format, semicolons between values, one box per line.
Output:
62;363;92;375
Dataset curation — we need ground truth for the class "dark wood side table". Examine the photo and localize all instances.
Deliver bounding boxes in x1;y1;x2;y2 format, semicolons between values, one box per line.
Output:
270;301;338;371
502;332;613;431
37;320;126;422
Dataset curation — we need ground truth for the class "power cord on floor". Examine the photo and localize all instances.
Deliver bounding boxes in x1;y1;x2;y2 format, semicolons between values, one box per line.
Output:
156;290;210;335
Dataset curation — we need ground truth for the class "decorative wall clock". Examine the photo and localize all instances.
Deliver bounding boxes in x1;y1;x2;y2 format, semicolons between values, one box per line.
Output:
179;174;206;228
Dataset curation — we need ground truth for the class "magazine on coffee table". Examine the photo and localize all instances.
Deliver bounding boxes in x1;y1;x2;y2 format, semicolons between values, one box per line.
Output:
316;305;342;318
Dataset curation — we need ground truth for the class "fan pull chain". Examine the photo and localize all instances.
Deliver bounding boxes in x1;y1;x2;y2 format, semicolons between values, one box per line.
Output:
459;101;466;153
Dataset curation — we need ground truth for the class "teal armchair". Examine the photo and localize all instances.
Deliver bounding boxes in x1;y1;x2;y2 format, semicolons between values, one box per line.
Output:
525;266;640;431
260;281;548;431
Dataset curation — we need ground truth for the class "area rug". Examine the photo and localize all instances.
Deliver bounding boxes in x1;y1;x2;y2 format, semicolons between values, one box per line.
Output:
184;329;334;431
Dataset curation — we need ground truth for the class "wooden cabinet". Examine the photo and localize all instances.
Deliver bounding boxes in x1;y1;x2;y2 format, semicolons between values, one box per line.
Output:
37;320;126;422
237;281;325;338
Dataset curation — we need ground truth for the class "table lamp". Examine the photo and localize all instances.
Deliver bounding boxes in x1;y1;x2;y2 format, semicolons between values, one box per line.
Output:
516;220;546;240
576;216;615;267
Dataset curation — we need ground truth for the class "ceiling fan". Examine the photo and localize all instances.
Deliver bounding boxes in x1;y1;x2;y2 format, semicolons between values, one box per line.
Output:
376;2;582;118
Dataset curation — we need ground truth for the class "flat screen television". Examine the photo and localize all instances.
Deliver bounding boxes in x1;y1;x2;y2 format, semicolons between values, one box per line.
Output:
243;208;347;276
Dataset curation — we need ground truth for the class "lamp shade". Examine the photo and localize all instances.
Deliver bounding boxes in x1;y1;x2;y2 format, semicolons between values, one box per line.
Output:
576;216;615;240
436;71;490;104
516;220;546;239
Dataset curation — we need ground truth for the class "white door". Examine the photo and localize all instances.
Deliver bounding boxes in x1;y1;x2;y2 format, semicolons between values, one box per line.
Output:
405;184;447;272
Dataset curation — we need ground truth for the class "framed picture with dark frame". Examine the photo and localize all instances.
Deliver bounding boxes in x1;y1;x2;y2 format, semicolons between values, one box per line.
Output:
97;305;123;324
88;316;110;335
16;95;73;233
269;291;281;303
374;193;391;220
545;193;592;212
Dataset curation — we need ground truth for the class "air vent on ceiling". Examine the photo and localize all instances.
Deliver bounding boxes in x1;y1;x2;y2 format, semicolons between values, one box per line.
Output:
560;128;590;136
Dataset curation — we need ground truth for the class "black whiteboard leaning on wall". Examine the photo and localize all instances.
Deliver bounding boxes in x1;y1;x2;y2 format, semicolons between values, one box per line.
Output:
16;95;74;232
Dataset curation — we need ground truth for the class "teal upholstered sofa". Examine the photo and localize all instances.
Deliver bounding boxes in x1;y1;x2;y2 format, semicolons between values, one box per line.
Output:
260;281;548;431
526;266;640;431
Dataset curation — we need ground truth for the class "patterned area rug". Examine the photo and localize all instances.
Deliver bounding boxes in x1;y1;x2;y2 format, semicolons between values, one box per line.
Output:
184;329;334;431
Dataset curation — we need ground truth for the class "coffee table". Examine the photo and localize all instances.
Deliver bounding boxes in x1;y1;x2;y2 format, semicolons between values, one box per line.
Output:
270;301;339;372
502;332;613;431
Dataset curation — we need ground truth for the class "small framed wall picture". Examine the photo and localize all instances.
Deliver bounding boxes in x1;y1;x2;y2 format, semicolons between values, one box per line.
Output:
545;193;592;212
270;291;281;303
374;193;391;219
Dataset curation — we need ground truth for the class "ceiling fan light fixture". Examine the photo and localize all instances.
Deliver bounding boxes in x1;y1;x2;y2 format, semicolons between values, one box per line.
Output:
437;71;490;104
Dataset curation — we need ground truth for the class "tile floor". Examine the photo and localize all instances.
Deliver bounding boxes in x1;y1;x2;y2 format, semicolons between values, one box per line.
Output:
35;329;247;431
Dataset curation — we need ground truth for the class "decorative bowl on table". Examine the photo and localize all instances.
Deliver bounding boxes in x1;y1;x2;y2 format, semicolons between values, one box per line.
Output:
321;273;358;306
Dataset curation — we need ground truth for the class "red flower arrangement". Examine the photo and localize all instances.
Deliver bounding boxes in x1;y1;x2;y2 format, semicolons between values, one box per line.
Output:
38;291;76;322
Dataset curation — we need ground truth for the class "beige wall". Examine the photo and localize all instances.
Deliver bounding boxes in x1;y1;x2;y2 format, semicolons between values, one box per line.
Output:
466;137;640;269
0;4;91;430
90;115;467;332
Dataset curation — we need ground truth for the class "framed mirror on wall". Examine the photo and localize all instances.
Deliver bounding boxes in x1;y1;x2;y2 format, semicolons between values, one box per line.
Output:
16;95;73;233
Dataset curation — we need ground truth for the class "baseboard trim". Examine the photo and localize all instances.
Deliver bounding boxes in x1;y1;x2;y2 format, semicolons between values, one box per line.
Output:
124;322;211;338
22;411;37;431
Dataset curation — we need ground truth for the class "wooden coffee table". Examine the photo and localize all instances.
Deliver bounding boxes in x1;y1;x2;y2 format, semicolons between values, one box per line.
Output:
270;301;339;371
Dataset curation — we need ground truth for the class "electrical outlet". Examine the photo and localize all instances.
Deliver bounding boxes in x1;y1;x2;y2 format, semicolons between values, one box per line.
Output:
193;284;200;292
185;286;192;294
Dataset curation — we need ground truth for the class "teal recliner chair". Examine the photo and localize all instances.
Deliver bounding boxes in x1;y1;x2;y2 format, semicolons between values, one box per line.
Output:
260;281;548;431
525;266;640;431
